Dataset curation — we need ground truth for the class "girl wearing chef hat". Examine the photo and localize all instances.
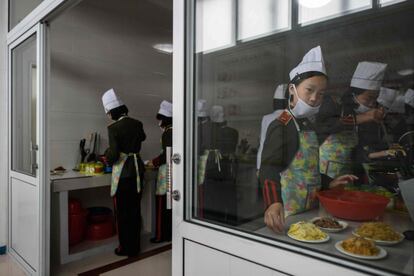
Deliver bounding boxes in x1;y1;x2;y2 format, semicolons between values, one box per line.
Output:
147;100;173;243
316;61;393;181
259;46;357;233
102;88;146;256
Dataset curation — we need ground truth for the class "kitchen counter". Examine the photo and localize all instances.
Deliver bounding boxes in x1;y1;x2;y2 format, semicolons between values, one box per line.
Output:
51;168;159;265
252;208;413;275
51;169;158;192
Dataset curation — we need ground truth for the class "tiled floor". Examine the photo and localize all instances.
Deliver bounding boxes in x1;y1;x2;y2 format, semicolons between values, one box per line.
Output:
0;255;28;276
101;250;171;276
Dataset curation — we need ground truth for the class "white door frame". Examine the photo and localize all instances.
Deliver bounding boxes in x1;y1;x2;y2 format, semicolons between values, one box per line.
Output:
171;1;396;275
7;22;47;275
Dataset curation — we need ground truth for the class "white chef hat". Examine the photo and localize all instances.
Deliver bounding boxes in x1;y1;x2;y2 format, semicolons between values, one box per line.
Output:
158;100;173;117
210;105;225;123
102;88;124;113
289;46;327;81
389;95;405;114
197;99;209;117
350;61;387;91
405;88;414;108
377;87;398;109
273;84;287;99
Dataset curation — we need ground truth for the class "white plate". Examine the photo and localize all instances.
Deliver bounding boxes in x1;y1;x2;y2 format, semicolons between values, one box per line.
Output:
310;217;348;232
335;241;387;260
352;231;404;245
287;232;330;243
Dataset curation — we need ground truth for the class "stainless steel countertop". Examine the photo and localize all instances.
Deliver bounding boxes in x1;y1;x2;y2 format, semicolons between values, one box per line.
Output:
254;208;413;275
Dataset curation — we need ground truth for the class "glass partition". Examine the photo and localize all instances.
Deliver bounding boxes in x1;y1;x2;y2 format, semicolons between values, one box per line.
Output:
189;0;414;274
298;0;371;25
11;34;38;176
9;0;44;30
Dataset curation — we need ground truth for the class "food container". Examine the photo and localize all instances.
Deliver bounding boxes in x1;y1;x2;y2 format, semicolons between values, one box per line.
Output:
87;207;113;223
86;219;114;240
69;209;88;246
69;198;82;214
317;190;389;221
94;162;104;174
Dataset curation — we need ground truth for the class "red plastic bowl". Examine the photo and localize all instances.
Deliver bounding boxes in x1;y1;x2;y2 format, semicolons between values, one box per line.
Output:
86;219;114;240
317;190;389;221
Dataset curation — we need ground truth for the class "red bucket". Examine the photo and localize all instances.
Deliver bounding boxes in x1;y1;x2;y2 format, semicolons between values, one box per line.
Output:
317;190;389;221
86;218;115;240
69;209;88;246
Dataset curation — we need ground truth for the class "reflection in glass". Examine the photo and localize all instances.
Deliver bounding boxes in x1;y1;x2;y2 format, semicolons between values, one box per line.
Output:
298;0;371;25
238;0;290;41
9;0;44;30
380;0;407;6
191;0;414;273
196;0;235;53
12;34;37;176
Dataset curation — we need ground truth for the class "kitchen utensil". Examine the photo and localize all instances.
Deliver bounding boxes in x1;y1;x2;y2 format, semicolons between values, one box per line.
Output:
80;139;87;163
317;190;389;221
87;132;98;162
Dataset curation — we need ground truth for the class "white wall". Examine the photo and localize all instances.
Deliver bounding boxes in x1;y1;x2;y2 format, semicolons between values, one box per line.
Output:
0;0;8;248
49;0;172;170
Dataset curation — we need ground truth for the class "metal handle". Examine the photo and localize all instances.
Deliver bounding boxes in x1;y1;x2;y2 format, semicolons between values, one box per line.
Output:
166;147;172;209
172;190;181;201
30;142;39;174
172;153;181;164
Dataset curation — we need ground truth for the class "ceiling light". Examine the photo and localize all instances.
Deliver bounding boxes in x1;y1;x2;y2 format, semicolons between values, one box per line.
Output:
299;0;331;9
153;43;173;54
397;68;414;76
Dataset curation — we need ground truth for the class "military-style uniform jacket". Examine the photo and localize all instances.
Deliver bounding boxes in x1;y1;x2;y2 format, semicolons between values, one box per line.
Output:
105;116;146;179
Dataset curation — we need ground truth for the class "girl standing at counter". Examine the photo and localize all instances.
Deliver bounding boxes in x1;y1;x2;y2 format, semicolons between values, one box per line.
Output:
259;46;357;233
102;89;146;257
149;100;173;243
316;62;392;180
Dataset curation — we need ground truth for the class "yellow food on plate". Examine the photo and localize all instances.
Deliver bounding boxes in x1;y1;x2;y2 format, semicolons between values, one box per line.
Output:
356;222;401;241
288;221;327;241
342;237;380;256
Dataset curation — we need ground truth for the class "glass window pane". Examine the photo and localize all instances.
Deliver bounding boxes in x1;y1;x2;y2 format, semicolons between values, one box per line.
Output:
380;0;407;7
196;0;235;53
238;0;290;41
12;34;37;176
9;0;44;30
298;0;371;25
191;0;414;274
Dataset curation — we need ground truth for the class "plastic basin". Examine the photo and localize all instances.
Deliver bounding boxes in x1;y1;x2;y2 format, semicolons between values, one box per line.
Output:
317;190;389;221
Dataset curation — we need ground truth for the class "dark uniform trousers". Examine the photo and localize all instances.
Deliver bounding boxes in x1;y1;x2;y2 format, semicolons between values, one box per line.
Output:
154;195;172;242
114;177;141;256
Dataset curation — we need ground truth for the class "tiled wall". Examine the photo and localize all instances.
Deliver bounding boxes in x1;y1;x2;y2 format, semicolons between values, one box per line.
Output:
49;0;172;169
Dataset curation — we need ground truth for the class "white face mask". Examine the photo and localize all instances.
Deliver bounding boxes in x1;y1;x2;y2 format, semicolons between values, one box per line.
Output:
289;84;321;119
353;94;372;114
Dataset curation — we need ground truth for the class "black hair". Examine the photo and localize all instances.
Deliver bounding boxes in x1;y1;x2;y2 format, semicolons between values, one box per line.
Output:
157;113;173;127
350;87;368;96
284;71;328;99
109;105;129;121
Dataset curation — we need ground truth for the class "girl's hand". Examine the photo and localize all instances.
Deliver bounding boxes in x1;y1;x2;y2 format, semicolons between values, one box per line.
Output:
329;174;358;189
264;202;285;233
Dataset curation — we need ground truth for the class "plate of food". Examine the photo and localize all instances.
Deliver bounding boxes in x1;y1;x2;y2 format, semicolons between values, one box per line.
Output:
50;166;66;175
353;222;404;245
287;221;330;243
310;217;348;232
335;237;387;260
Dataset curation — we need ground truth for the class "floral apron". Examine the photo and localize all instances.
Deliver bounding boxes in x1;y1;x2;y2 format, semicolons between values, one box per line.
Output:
111;152;141;196
197;149;222;185
280;115;321;217
156;126;172;195
319;130;357;179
